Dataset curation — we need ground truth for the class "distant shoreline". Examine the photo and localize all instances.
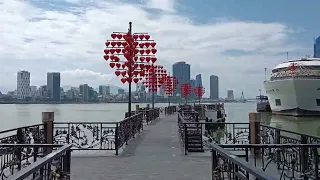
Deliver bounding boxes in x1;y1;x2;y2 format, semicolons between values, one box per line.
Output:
0;101;169;104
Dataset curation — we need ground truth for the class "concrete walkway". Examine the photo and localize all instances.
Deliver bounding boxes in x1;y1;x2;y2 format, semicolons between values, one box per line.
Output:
71;114;211;180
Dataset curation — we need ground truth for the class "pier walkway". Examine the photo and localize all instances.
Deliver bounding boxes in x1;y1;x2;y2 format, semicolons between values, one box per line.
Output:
71;114;211;180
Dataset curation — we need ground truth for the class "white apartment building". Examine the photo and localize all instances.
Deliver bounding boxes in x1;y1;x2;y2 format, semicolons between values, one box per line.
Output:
17;71;31;99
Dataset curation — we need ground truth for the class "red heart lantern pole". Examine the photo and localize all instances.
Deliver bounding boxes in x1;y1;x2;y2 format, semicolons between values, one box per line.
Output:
180;83;192;104
143;65;167;108
194;86;205;104
163;76;178;106
103;22;158;117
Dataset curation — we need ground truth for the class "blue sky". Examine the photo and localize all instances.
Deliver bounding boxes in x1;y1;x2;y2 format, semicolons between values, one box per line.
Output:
0;0;317;98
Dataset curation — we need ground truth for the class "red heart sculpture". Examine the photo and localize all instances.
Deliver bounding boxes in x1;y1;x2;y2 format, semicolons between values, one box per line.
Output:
111;42;116;47
114;56;120;62
146;57;151;62
121;71;126;76
145;49;151;54
140;57;145;62
151;57;157;63
109;62;115;68
121;78;126;83
145;42;150;48
126;77;132;83
139;43;144;48
115;49;121;53
134;57;138;61
140;71;145;76
139;34;144;40
145;35;150;40
134;49;139;54
150;42;156;47
117;34;122;39
111;33;117;39
104;55;109;61
105;41;110;47
115;71;120;76
116;42;122;47
133;34;139;40
133;78;139;83
122;64;126;68
110;49;115;54
133;42;139;47
122;42;127;46
124;53;131;60
104;49;109;54
116;63;121;68
140;50;145;54
151;49;157;54
139;64;145;69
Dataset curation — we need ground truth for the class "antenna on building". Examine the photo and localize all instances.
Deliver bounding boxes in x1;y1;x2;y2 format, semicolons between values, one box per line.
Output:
286;52;289;60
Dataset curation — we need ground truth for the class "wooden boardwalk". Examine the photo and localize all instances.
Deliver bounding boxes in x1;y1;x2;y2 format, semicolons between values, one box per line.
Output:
71;114;212;180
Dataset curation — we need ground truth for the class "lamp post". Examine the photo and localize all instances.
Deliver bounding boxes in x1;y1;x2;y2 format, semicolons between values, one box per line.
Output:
164;76;178;106
194;86;205;104
180;83;192;104
103;22;158;117
143;65;167;109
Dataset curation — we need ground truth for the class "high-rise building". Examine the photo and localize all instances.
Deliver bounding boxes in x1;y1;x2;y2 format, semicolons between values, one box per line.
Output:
210;75;219;100
47;72;61;101
172;61;190;96
190;79;196;100
314;36;320;58
79;84;89;101
30;86;37;97
227;89;234;100
195;74;202;87
17;71;31;99
99;85;110;97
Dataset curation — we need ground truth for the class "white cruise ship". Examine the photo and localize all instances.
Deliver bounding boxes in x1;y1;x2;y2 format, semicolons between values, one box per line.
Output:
264;58;320;116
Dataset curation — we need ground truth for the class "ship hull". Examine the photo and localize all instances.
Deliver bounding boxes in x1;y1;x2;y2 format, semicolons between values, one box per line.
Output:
264;79;320;116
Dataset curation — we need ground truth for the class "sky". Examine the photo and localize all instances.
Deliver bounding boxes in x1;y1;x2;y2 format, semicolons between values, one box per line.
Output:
0;0;318;98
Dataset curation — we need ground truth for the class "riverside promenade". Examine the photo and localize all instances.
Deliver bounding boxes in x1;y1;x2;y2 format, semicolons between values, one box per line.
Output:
1;104;320;179
71;113;211;180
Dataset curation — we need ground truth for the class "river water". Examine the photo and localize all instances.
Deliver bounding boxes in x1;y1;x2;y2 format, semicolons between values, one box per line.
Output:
1;102;320;137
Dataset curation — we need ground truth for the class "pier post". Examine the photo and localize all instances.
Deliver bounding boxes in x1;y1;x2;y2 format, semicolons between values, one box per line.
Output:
249;112;261;156
200;104;205;119
42;112;54;154
135;104;140;113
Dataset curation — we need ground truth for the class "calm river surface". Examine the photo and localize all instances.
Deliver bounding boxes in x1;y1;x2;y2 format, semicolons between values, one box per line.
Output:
1;102;320;137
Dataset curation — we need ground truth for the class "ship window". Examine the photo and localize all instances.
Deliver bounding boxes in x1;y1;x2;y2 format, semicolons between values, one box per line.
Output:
316;99;320;106
275;99;281;106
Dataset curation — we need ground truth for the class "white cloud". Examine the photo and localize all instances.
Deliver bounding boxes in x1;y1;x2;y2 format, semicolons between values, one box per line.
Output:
0;0;305;97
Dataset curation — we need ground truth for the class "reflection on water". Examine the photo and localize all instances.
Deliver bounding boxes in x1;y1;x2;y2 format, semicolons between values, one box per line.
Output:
261;113;320;137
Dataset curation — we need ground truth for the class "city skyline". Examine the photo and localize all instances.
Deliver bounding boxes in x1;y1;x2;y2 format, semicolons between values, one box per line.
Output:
1;1;318;98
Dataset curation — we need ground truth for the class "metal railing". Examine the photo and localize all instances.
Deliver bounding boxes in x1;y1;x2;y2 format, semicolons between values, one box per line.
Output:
164;106;176;115
217;144;320;180
211;144;277;180
7;144;72;180
125;108;160;124
0;144;66;179
0;124;46;144
53;112;145;155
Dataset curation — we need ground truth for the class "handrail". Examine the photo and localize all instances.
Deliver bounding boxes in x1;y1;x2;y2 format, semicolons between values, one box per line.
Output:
261;124;320;140
0;144;63;147
8;144;72;180
0;123;44;134
211;144;277;180
218;143;320;148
